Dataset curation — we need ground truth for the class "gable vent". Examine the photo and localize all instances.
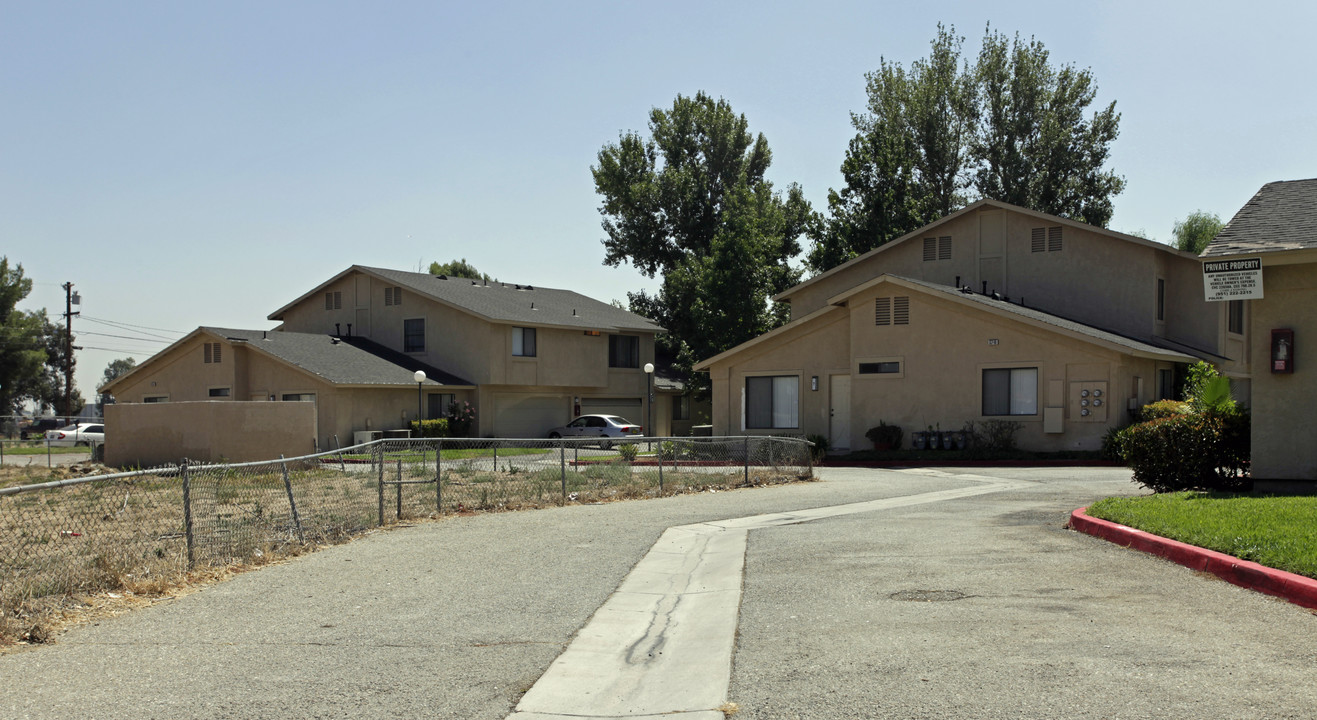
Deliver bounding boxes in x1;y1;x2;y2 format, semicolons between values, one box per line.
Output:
1031;227;1045;253
1048;226;1063;252
922;238;936;262
937;236;951;260
893;296;910;325
875;297;891;326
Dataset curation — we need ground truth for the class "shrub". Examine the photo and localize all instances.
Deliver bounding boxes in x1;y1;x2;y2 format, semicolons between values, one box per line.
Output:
863;422;903;449
1140;400;1190;421
1116;411;1250;493
410;418;451;438
805;433;830;462
616;443;639;461
978;419;1022;452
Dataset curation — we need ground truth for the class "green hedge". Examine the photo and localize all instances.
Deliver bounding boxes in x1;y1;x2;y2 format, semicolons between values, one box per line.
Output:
409;418;452;438
1116;411;1249;493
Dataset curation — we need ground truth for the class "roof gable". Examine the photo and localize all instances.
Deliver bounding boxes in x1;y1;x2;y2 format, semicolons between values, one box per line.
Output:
777;199;1196;302
268;265;663;334
1203;178;1317;258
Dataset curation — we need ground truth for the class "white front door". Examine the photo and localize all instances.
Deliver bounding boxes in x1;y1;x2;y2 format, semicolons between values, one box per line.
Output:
829;375;851;452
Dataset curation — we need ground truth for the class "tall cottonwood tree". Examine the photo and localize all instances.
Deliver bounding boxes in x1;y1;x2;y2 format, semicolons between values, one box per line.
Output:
808;25;1126;274
593;92;811;385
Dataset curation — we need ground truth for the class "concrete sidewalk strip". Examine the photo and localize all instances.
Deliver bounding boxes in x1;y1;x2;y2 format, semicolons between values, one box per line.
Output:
509;474;1031;719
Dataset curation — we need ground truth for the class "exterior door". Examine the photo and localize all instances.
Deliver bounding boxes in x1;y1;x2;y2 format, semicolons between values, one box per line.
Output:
829;375;851;453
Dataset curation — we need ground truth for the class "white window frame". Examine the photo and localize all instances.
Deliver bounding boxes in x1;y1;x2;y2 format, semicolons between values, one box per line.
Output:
744;374;799;430
982;367;1039;416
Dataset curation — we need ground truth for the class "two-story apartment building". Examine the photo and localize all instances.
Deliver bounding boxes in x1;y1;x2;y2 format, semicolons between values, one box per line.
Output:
102;266;669;456
695;199;1233;453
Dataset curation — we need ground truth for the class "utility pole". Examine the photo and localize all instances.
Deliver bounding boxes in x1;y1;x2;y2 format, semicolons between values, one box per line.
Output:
62;282;80;419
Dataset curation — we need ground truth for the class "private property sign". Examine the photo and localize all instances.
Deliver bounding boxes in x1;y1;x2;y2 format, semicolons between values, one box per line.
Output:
1203;257;1264;301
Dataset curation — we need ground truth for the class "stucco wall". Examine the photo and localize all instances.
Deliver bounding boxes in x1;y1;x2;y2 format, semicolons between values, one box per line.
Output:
105;401;317;467
1248;262;1317;480
783;206;1218;354
709;284;1163;453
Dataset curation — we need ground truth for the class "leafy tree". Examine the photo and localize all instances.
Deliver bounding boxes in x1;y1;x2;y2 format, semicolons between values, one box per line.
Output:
101;357;137;387
808;25;1126;273
0;258;47;417
428;258;492;282
593;92;811;383
1172;210;1225;254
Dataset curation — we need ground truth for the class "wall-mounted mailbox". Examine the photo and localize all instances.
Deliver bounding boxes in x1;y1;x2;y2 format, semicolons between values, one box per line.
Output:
1271;329;1295;373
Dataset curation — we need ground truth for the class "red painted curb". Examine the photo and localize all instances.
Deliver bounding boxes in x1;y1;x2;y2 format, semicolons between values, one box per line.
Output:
1070;507;1317;610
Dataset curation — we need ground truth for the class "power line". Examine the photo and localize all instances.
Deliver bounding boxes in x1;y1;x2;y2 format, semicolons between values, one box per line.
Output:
77;331;172;343
79;316;186;337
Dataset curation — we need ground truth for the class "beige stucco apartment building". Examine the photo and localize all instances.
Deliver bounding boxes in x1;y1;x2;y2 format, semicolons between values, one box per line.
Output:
695;199;1233;454
1203;178;1317;482
102;266;687;462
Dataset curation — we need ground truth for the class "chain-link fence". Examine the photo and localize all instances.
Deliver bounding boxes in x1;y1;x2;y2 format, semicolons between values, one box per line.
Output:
1;435;811;643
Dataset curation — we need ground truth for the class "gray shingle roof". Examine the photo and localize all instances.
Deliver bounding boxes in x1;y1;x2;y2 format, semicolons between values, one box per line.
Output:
206;327;474;387
890;276;1200;360
357;266;663;333
1202;178;1317;257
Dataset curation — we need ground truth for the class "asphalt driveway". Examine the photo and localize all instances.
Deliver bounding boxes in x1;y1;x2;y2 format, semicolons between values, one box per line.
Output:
2;467;1313;719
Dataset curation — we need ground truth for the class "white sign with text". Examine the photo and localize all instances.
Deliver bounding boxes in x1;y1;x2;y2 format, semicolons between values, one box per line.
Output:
1203;257;1263;301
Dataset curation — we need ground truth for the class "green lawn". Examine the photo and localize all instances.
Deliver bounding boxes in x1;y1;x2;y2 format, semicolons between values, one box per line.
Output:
1;444;92;456
1086;492;1317;579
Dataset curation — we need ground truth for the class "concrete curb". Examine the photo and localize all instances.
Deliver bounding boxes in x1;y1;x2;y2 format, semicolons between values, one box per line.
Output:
1070;507;1317;610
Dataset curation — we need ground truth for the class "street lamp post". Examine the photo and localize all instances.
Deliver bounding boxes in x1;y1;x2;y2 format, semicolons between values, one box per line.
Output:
643;362;655;449
413;370;426;433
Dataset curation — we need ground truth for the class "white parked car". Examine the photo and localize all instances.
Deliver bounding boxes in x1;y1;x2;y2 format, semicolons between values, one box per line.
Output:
547;415;643;449
45;423;105;447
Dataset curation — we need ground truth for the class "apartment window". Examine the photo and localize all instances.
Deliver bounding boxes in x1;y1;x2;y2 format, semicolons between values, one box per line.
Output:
324;291;341;310
282;393;315;402
875;297;910;326
1227;300;1244;335
404;318;425;352
982;368;1038;416
673;394;691;421
1157;368;1175;400
512;327;537;357
609;335;640;368
143;396;168;403
1156;278;1166;322
746;376;799;429
203;342;222;364
858;361;901;374
384;286;402;306
208;387;231;398
428;393;455;419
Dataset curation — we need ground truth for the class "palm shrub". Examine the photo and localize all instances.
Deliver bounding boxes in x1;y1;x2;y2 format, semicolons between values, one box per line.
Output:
1115;362;1249;492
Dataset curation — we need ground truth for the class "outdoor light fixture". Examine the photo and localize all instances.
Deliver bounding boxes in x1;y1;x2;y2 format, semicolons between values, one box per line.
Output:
811;376;819;391
414;370;426;425
644;363;655;442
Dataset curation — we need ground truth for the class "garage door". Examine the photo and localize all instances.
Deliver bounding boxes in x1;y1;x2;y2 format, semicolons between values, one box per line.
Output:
492;394;570;439
581;397;644;426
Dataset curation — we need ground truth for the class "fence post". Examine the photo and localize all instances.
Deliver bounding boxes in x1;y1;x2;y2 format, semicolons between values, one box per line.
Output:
182;459;195;570
334;434;345;471
436;438;443;513
559;438;567;504
396;458;403;521
657;439;664;494
377;443;385;527
280;455;304;541
806;437;814;477
47;436;51;468
743;436;750;485
493;442;499;472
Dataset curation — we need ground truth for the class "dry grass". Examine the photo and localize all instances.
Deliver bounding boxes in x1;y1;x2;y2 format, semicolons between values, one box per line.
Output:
2;456;812;651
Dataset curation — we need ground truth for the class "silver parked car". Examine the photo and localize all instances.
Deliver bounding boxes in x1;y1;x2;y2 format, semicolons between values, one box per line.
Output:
546;415;643;449
45;423;105;447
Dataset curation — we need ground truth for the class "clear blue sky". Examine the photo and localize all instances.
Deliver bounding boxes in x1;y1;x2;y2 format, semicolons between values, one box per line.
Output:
4;0;1314;403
